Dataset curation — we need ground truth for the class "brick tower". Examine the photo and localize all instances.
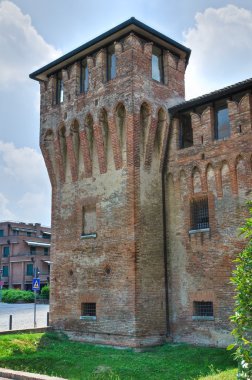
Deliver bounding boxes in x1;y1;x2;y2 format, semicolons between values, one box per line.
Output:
30;18;190;347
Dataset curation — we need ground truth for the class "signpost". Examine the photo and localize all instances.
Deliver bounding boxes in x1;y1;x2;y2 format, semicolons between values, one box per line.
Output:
32;278;40;328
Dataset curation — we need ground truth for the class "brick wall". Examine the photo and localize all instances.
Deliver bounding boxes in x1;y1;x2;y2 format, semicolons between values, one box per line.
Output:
165;94;252;346
40;32;185;347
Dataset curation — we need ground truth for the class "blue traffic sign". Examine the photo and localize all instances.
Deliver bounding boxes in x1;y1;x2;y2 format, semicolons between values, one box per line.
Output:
32;278;40;291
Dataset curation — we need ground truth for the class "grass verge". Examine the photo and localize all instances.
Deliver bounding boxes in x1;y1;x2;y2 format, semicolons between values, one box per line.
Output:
0;332;237;380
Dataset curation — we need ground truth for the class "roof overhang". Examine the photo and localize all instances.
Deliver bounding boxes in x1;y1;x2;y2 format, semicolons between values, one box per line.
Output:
25;241;51;248
30;17;191;82
169;77;252;115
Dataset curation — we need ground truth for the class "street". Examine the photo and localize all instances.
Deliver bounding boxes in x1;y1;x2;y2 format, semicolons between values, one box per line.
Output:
0;303;49;331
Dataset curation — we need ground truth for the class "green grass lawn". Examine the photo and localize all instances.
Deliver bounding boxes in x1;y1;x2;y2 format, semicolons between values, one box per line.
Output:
0;332;237;380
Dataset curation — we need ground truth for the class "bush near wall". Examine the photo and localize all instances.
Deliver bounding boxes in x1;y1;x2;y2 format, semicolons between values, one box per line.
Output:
2;289;34;303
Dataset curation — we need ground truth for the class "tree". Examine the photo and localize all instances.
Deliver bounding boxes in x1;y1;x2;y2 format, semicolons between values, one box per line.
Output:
229;201;252;379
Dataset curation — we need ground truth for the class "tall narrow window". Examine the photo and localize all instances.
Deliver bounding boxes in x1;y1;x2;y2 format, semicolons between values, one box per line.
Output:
215;106;230;140
26;263;34;276
179;114;193;149
107;45;116;81
56;72;64;104
2;266;8;277
30;246;36;255
0;230;4;237
3;246;9;258
80;59;89;93
190;198;209;231
152;46;163;82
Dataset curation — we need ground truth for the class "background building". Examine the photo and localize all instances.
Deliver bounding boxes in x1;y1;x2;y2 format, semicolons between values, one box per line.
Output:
0;221;51;290
30;18;252;347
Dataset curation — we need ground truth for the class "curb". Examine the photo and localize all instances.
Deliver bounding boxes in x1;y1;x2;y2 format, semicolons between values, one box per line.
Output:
0;368;67;380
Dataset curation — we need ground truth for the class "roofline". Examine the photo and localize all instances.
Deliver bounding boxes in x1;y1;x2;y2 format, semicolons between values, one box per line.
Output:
30;17;191;81
168;77;252;115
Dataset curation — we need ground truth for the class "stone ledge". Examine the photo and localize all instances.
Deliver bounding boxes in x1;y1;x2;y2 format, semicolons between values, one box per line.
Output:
0;367;67;380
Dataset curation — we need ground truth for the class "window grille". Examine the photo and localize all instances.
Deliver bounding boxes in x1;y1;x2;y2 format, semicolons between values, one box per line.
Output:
190;198;209;230
82;303;96;317
193;301;213;317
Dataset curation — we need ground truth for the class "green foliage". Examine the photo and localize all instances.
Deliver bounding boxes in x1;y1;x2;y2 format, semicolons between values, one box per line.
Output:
2;289;34;303
230;201;252;379
40;285;50;299
0;332;237;380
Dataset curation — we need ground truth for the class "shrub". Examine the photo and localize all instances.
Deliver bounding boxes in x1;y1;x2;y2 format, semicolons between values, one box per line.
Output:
2;289;34;303
40;285;50;299
229;201;252;379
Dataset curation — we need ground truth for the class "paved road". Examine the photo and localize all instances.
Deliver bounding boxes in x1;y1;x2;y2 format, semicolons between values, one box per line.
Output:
0;303;49;331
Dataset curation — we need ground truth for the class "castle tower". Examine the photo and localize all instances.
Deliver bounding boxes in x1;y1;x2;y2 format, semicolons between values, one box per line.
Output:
30;18;190;347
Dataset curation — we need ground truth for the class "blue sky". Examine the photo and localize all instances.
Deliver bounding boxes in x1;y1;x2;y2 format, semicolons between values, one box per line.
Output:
0;0;252;225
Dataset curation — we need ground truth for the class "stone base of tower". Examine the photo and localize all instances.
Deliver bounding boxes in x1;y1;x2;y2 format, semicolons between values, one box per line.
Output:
53;329;167;348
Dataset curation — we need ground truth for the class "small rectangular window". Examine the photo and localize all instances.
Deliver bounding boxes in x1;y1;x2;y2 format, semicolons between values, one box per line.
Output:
44;247;49;255
3;246;9;258
30;246;36;255
190;198;209;231
0;230;4;237
56;72;64;104
215;106;230;140
2;266;8;277
27;232;31;237
81;206;97;238
152;46;163;83
193;301;214;318
81;303;96;318
80;59;89;93
26;263;34;276
179;114;193;149
13;230;19;236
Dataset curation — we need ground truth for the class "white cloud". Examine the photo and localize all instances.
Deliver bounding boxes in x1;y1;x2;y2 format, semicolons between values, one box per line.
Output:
0;141;51;225
184;5;252;99
0;193;16;221
0;141;49;189
0;0;61;87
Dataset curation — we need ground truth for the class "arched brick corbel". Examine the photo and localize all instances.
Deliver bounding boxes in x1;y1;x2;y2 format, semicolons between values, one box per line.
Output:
66;124;78;182
55;124;67;183
40;131;56;187
93;118;107;174
215;164;223;198
229;160;238;196
144;116;157;169
79;120;92;178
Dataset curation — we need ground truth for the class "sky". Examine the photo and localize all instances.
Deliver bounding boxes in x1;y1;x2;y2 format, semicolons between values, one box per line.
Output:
0;0;252;226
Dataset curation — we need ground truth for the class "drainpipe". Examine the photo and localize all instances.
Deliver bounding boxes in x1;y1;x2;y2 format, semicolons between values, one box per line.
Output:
161;111;172;337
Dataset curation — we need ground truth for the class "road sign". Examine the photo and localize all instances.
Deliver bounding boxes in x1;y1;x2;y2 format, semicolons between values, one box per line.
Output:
32;278;40;291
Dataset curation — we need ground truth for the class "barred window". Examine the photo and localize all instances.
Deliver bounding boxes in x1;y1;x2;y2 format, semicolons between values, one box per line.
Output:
82;303;96;317
193;301;213;317
190;198;209;230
